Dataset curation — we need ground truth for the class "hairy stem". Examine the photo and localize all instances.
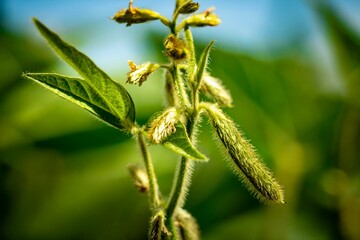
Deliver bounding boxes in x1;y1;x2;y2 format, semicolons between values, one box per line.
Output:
165;113;199;237
184;25;196;83
171;0;186;34
165;155;194;217
137;130;160;208
164;22;203;237
166;158;194;239
172;65;190;107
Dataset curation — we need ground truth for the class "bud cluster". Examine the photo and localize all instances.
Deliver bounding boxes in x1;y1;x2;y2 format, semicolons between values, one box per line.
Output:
164;34;189;62
147;108;179;144
127;60;160;86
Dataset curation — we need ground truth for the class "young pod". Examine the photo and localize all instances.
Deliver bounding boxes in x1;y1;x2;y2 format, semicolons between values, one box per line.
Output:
204;104;284;203
147;107;179;144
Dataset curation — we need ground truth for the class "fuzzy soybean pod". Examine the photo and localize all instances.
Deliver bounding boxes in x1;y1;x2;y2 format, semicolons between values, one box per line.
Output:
204;103;284;203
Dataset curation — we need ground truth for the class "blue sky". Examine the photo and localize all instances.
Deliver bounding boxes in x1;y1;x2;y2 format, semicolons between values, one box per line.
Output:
2;0;360;77
4;0;359;43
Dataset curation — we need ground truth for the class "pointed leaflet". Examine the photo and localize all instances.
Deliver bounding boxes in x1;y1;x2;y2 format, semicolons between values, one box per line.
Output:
32;18;135;130
195;40;215;89
163;124;207;161
23;73;131;129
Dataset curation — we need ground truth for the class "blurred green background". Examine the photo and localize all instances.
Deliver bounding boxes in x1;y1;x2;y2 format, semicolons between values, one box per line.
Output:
1;0;360;239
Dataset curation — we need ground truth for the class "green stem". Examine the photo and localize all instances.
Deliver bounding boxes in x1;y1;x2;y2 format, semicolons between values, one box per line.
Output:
170;11;179;34
172;65;190;107
193;86;200;112
171;1;184;34
184;25;196;83
159;16;172;29
165;158;193;239
165;157;193;219
164;114;198;237
137;130;160;208
165;18;200;239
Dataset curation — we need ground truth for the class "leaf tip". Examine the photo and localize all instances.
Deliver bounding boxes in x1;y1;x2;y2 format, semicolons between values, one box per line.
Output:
196;154;209;162
21;72;30;80
22;72;37;81
191;149;208;162
32;17;41;28
31;17;50;39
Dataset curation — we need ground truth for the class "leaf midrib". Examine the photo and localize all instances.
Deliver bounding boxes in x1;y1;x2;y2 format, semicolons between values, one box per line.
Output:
29;73;123;121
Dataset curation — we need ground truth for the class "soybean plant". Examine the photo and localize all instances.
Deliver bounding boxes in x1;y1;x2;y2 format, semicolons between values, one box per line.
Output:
23;0;284;239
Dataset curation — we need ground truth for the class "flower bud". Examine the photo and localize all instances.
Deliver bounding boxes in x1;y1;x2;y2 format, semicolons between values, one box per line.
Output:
204;104;284;203
147;108;179;144
164;34;189;62
176;0;188;9
185;7;221;27
127;60;160;86
174;209;200;240
128;164;149;193
149;211;170;240
113;6;162;27
178;1;200;14
201;73;233;107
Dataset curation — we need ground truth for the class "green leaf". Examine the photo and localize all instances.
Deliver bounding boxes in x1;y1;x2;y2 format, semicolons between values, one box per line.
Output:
32;18;135;129
23;73;131;130
195;40;215;89
163;124;207;161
